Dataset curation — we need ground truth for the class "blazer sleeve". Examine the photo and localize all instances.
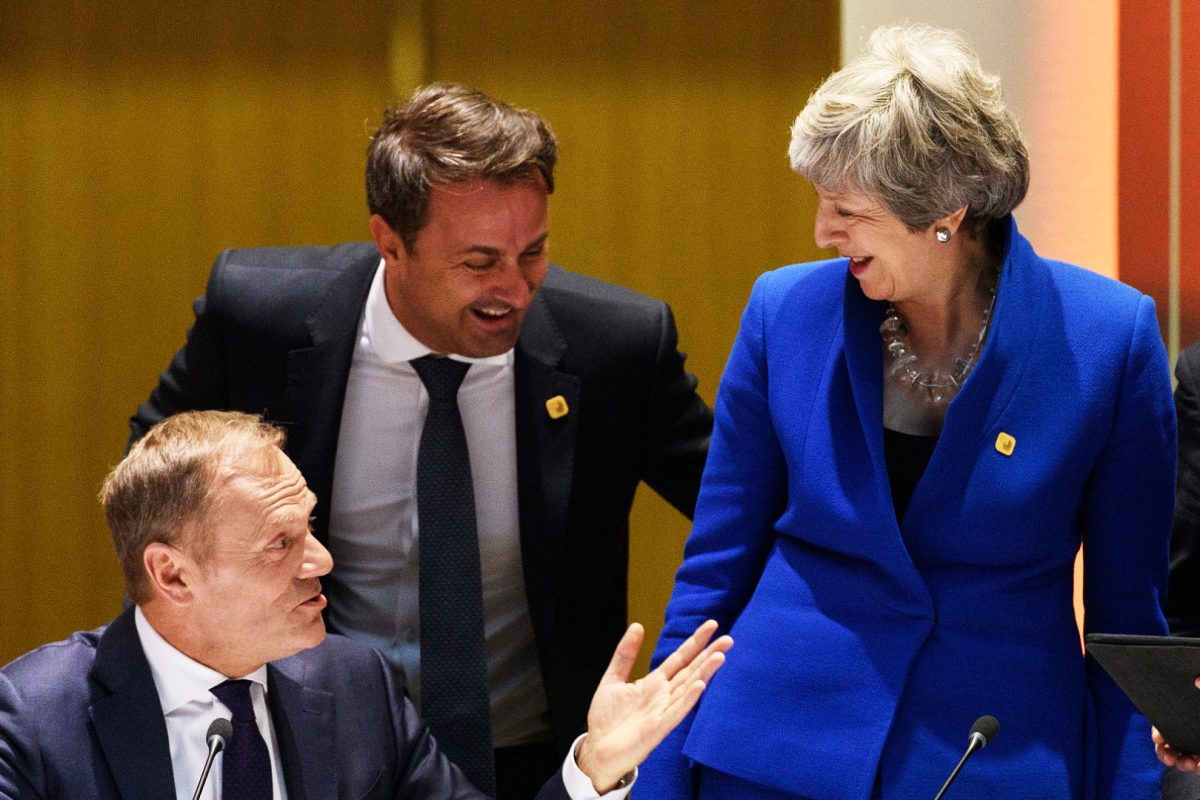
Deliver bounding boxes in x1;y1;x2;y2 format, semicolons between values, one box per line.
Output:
127;250;235;447
368;647;490;800
638;275;788;797
0;671;42;800
1167;343;1200;636
638;302;713;519
1080;295;1175;798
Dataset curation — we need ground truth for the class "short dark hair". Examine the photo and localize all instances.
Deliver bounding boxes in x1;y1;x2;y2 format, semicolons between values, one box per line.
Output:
365;82;558;253
99;411;286;603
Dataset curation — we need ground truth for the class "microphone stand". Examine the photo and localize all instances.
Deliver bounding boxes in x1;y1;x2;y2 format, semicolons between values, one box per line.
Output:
192;718;232;800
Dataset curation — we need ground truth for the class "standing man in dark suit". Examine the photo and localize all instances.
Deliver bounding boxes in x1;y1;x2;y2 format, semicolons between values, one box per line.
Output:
1162;340;1200;800
1167;340;1200;638
128;83;713;798
0;411;730;800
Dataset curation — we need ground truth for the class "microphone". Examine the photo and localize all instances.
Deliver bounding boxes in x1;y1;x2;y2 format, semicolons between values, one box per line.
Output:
932;715;999;800
192;717;233;800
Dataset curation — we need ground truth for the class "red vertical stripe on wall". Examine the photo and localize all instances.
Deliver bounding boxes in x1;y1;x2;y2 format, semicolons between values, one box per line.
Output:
1118;0;1171;337
1181;3;1200;349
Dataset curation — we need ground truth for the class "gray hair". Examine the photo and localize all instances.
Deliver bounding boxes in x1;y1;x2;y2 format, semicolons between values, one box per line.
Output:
789;24;1029;233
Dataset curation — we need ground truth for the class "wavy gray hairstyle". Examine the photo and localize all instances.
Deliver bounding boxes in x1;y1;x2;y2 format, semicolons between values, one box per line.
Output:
789;24;1029;233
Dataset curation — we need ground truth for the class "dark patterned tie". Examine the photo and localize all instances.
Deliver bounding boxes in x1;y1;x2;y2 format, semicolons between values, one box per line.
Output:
410;355;495;795
210;679;272;800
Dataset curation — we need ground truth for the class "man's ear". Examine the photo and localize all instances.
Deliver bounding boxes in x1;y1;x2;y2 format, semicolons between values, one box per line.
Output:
369;214;407;265
143;542;195;606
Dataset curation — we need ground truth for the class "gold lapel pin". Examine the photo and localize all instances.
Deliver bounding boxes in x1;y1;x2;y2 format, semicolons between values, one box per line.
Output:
995;432;1016;456
545;395;569;420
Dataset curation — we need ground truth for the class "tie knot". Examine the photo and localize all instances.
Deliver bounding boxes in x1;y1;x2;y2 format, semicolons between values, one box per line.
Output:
411;355;470;401
211;679;256;721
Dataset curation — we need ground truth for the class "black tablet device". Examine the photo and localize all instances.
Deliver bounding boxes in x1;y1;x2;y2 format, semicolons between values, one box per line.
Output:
1086;632;1200;755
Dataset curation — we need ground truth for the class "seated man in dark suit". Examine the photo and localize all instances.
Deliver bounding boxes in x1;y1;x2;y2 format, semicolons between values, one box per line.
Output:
0;411;730;799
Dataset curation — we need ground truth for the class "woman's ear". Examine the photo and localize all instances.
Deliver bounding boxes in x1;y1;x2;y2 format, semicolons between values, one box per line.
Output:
934;206;970;240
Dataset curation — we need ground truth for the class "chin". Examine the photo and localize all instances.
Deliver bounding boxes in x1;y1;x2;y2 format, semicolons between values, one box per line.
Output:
464;337;520;359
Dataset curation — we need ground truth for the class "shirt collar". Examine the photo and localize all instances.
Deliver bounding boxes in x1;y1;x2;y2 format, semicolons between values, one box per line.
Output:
361;257;513;368
134;606;270;716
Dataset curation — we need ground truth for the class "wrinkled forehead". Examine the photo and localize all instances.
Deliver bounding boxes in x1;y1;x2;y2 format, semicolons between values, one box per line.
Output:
206;446;314;542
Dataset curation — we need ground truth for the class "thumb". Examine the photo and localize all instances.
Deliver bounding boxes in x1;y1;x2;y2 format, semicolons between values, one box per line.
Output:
599;623;645;685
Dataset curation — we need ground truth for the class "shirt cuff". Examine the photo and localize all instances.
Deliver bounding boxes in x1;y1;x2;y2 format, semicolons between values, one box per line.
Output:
562;733;636;800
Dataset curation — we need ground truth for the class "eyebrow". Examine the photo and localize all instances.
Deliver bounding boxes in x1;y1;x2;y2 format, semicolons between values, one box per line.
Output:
455;233;549;259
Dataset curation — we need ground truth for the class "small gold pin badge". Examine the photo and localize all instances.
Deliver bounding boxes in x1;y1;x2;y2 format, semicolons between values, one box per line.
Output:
545;395;569;420
995;432;1016;456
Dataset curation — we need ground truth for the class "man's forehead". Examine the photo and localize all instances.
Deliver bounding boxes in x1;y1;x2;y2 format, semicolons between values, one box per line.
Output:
214;448;312;516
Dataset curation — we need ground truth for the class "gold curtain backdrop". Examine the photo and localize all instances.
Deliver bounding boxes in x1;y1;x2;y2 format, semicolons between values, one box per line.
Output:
0;1;838;672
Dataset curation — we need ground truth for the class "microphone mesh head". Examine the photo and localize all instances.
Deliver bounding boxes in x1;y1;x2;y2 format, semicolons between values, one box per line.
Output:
207;717;233;746
969;715;1000;746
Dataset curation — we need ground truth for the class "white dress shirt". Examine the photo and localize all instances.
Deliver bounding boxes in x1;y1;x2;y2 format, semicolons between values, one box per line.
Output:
324;258;551;747
135;607;287;800
133;609;632;799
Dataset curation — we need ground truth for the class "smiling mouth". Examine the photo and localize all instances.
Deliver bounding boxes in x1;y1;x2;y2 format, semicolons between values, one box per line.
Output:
847;256;873;276
471;305;517;323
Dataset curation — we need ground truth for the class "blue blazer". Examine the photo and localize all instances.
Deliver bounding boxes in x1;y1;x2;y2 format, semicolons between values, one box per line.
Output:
641;220;1174;799
0;607;570;799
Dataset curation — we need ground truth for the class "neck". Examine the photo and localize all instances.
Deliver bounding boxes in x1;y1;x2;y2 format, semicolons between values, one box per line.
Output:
892;240;997;363
141;601;262;678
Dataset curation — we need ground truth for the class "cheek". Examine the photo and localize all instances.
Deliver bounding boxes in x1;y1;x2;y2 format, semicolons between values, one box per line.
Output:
526;262;549;291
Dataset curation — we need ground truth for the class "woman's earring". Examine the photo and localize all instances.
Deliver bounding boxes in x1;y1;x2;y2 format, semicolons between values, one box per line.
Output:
936;227;951;243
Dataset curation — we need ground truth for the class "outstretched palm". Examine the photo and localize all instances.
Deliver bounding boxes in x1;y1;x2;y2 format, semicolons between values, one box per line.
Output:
577;620;732;792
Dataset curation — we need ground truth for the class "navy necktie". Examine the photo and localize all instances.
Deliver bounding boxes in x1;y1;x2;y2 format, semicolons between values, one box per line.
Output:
210;679;272;800
410;355;495;795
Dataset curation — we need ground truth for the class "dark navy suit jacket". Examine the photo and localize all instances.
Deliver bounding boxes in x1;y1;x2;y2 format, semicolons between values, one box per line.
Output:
128;246;713;752
0;607;571;799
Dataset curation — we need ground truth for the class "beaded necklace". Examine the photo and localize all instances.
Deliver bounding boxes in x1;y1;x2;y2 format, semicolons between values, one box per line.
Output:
879;284;997;406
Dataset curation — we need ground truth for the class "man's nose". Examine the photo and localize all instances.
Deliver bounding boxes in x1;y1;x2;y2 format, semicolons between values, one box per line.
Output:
493;258;540;306
300;533;333;578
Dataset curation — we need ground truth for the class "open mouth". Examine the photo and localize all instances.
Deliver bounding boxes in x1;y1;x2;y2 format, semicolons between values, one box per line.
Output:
847;256;873;276
299;586;327;610
472;305;515;323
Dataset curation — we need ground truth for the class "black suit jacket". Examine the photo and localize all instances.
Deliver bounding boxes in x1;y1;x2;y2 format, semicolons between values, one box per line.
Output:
0;607;568;799
129;243;713;750
1167;341;1200;635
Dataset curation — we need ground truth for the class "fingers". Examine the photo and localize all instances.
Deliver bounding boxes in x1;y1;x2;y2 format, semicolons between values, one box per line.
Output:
667;632;733;692
656;620;720;681
1153;727;1200;771
599;623;645;686
656;652;729;731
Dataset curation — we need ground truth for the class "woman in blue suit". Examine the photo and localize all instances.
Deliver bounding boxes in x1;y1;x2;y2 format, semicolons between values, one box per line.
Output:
640;24;1174;799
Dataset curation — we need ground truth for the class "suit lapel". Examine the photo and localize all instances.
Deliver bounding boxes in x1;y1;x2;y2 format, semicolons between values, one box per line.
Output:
514;284;580;638
88;608;177;800
268;662;336;800
285;245;379;543
838;270;935;595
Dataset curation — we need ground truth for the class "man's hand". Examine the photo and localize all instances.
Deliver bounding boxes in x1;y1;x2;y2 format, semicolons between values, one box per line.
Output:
575;620;732;793
1154;726;1200;771
1152;676;1200;772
